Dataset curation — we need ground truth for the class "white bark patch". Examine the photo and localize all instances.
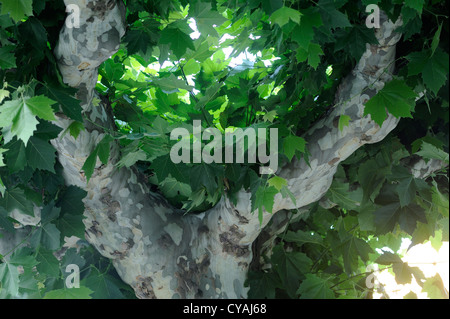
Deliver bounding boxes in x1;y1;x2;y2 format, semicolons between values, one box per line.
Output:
152;270;174;299
116;211;133;228
318;132;333;150
164;223;183;246
119;188;130;198
155;205;168;222
132;227;143;242
143;236;152;246
338;137;360;158
10;207;41;227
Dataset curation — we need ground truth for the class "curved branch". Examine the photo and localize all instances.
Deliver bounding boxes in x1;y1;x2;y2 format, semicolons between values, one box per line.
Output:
50;3;412;300
225;13;404;226
52;0;257;299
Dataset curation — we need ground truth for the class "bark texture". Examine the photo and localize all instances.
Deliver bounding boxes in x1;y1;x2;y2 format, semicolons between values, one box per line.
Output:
47;1;408;299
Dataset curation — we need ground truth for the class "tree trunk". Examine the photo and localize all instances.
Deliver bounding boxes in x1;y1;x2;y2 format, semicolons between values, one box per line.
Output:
49;0;407;299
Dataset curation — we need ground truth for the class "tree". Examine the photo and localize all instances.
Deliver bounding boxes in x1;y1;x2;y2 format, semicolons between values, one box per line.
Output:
0;0;448;299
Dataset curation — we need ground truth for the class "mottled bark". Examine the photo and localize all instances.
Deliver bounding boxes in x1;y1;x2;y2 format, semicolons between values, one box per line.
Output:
44;1;411;299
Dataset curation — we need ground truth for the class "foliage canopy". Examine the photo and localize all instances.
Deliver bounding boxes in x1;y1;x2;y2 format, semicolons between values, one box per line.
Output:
0;0;448;299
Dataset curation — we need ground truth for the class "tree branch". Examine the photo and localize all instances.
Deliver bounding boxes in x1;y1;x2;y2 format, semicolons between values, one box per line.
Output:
226;12;404;226
49;3;415;300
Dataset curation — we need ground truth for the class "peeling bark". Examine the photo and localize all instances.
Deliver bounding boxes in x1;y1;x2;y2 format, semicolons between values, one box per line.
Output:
45;1;415;299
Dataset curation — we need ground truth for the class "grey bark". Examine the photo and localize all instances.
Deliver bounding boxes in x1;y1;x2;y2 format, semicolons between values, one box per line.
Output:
1;1;431;299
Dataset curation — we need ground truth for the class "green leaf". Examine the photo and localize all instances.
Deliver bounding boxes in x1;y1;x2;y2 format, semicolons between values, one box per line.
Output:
405;0;425;14
396;176;417;207
431;182;449;218
34;120;63;140
431;23;442;56
416;141;449;164
422;274;448;299
35;248;60;278
159;177;192;199
267;176;287;191
272;246;312;298
0;187;34;216
392;262;414;285
335;25;379;61
283;230;323;247
0;89;10;104
421;49;449;95
150;154;188;183
0;206;14;232
24;95;56;121
404;291;418;299
358;158;390;202
43;84;83;122
291;8;322;49
57;186;86;216
252;184;278;223
182;188;207;212
0;98;38;145
270;6;302;27
55;213;85;239
123;29;153;56
116;149;147;168
40;202;61;224
296;42;323;69
297;274;334;299
374;202;401;235
0;262;20;297
246;271;280;299
97;134;113;165
159;25;196;59
189;163;222;195
26;136;56;173
18;271;39;297
364;79;417;126
375;251;402;265
43;287;93;299
81;148;98;182
83;267;124;299
152;73;194;94
374;201;426;236
0;0;33;22
407;50;429;76
280;185;297;206
0;249;39;298
341;236;373;274
5;139;27;173
327;180;363;211
0;45;17;69
262;110;277;123
317;0;351;29
67;121;85;139
391;165;418;207
283;135;306;161
338;114;351;131
189;1;227;37
30;223;61;250
398;203;426;235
